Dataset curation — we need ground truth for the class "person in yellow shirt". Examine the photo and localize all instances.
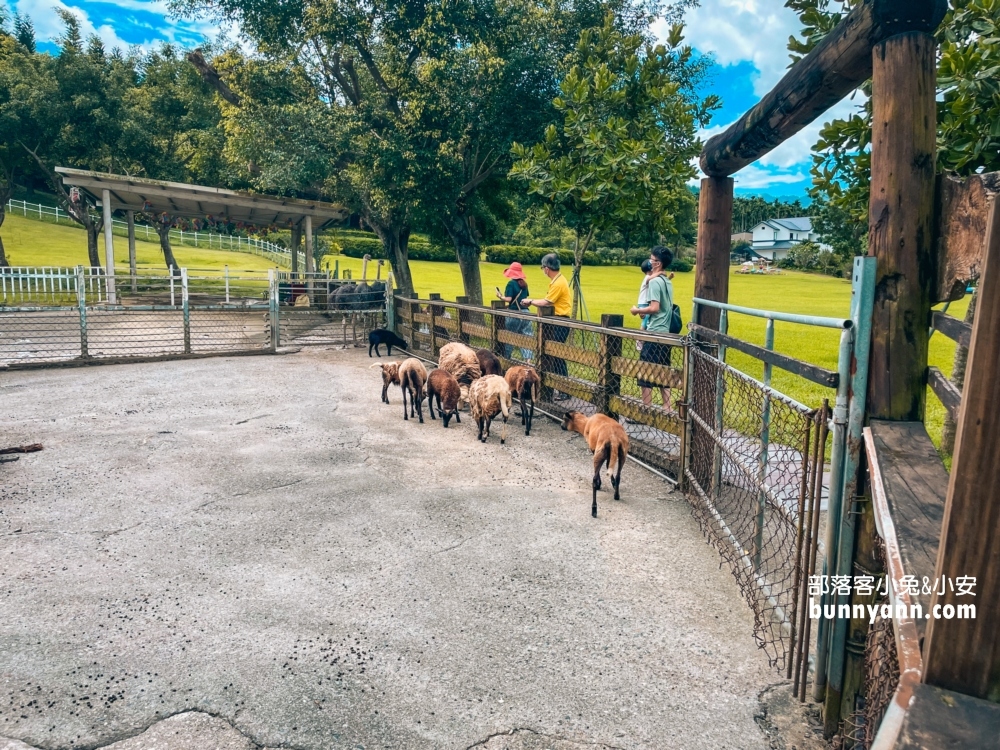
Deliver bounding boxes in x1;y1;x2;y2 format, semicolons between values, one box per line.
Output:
523;253;572;398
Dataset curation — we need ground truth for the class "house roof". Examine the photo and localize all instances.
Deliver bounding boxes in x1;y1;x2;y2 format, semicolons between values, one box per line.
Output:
752;240;801;250
55;168;349;228
757;217;813;232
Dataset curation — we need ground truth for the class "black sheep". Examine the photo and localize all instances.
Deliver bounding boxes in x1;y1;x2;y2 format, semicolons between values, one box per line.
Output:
369;329;409;357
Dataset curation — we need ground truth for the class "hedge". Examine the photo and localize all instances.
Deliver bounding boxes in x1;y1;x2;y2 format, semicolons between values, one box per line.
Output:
334;232;693;271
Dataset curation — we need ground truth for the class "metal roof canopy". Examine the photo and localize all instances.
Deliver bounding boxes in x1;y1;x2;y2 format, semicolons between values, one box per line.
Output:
55;167;349;228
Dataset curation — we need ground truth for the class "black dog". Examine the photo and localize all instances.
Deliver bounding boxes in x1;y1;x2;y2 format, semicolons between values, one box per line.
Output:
368;329;409;357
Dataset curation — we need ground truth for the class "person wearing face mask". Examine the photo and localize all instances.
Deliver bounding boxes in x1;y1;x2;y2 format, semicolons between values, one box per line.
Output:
629;246;675;409
522;253;573;399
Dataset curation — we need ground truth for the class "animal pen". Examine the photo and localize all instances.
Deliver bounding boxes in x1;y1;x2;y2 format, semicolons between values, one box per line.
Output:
395;0;1000;742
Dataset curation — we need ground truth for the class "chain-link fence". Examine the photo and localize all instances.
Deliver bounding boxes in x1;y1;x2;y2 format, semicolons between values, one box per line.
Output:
394;296;686;475
685;344;829;673
0;267;388;367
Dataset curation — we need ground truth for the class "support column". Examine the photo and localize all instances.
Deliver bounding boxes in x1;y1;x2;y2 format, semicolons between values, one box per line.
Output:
291;221;301;277
923;200;1000;701
866;32;937;421
693;177;733;331
304;215;314;274
126;210;137;293
101;189;117;304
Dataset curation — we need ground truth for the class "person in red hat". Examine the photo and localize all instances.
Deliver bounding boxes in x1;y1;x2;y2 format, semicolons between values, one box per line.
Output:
497;262;532;360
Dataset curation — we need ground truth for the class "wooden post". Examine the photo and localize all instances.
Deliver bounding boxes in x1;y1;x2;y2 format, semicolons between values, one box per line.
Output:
304;215;314;274
598;314;624;417
457;296;471;345
536;307;555;400
101;189;117;305
126;210;137;294
694;177;733;332
429;293;442;357
923;200;1000;702
866;31;937;422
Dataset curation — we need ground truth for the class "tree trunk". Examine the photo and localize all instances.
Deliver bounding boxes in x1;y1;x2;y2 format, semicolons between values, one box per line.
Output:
0;203;9;267
86;221;102;268
444;211;483;305
570;228;594;320
941;287;979;454
156;224;181;276
367;215;414;298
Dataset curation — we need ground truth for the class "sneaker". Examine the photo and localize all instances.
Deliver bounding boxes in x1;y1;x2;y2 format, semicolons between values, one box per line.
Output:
553;391;571;402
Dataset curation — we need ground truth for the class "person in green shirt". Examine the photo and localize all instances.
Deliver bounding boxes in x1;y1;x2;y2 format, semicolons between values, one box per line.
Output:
629;245;675;409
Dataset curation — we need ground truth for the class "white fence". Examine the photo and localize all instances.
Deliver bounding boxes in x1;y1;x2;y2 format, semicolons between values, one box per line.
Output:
5;198;299;266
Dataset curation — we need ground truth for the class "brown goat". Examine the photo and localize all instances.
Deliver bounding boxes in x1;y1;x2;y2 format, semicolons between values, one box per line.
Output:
427;368;462;428
560;410;629;518
372;361;401;404
398;358;428;423
476;348;503;377
504;365;540;436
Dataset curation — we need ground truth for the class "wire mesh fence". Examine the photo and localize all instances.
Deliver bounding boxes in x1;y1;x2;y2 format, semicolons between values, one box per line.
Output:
683;345;829;673
0;267;388;366
394;295;687;475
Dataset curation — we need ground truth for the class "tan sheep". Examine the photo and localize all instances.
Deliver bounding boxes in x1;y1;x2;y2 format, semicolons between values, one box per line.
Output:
504;365;541;436
438;342;481;407
560;410;629;518
469;374;512;444
397;357;428;423
371;361;401;404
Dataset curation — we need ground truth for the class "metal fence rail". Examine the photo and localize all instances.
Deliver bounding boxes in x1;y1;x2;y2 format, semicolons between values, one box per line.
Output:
0;268;389;367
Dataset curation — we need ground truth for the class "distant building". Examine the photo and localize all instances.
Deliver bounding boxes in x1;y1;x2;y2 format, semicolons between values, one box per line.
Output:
750;217;831;262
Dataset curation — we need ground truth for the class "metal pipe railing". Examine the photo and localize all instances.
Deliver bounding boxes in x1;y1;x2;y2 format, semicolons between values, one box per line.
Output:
693;297;853;330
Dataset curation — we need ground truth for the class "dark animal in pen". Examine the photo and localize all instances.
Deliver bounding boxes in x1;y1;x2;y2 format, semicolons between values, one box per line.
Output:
504;366;540;436
427;368;462;427
476;348;503;376
372;361;401;404
369;329;408;357
561;410;629;518
398;358;427;423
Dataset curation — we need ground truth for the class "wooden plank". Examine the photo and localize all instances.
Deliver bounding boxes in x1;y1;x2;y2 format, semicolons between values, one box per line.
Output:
931;310;972;348
867;31;938;422
609;395;683;437
866;420;947;640
924;200;1000;701
694;177;733;332
541;373;598;404
700;0;946;177
496;328;535;350
544;340;600;369
412;312;431;326
690;324;839;387
611;356;684;389
934;172;1000;303
897;683;1000;749
461;322;489;339
927;366;961;422
433;315;459;334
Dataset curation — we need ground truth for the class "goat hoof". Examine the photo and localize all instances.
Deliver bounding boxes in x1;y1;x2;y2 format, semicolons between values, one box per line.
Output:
592;509;598;518
500;438;505;445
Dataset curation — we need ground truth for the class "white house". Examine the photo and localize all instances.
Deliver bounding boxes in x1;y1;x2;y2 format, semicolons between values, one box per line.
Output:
750;217;831;262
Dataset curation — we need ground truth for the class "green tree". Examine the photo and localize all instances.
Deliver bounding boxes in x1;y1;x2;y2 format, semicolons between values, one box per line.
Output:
788;0;1000;224
510;17;716;318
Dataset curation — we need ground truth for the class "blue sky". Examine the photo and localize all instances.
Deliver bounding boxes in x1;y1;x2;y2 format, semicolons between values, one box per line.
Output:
18;0;865;199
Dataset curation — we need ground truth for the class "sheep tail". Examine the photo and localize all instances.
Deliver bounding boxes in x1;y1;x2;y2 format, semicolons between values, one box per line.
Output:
500;395;510;421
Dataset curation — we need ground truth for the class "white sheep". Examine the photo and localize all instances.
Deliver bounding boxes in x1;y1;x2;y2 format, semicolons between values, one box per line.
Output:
438;341;481;407
468;374;512;444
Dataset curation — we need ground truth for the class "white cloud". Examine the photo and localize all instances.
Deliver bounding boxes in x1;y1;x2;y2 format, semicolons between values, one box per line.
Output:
731;163;810;189
18;0;155;50
658;0;803;96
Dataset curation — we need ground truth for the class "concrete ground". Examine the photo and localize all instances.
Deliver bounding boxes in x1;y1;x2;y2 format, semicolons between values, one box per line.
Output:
1;347;781;749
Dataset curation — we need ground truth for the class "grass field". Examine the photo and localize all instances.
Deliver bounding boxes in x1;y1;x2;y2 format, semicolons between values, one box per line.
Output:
1;212;280;274
6;212;968;452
